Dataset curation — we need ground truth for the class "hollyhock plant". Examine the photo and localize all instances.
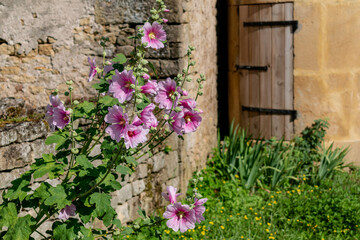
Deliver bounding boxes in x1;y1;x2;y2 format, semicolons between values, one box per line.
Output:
163;203;196;233
179;98;197;111
169;111;185;135
141;22;166;49
182;109;202;134
105;105;129;142
193;197;208;223
88;57;97;82
162;186;183;204
58;204;76;220
46;94;63;127
109;69;136;103
141;80;158;95
139;103;158;128
155;78;179;109
123;124;150;149
52;106;71;129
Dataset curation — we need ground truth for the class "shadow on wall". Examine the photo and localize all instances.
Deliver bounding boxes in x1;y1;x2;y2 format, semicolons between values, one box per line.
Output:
216;0;229;137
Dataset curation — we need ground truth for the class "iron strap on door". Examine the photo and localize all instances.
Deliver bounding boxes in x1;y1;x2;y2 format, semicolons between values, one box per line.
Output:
235;64;268;71
243;20;299;33
242;106;297;120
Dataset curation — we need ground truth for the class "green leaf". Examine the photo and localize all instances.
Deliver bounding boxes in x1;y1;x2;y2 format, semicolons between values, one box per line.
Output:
32;154;65;179
32;182;51;203
111;53;127;64
116;165;132;175
44;185;71;209
112;219;122;228
45;135;66;147
80;226;94;240
74;101;96;118
76;155;93;169
89;193;115;226
99;96;119;107
0;202;18;229
92;79;110;93
125;156;139;166
148;61;158;79
4;173;32;201
53;221;78;240
3;215;35;240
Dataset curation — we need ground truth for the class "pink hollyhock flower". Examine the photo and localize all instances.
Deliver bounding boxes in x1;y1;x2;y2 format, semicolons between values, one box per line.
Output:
46;95;63;126
52;106;71;129
141;22;166;49
169;111;185;135
88;57;97;82
193;197;208;223
163;18;168;23
163;203;196;233
142;73;150;80
140;103;158;128
141;80;158;95
179;98;197;111
59;204;76;220
162;186;183;204
105;105;129;142
155;78;179;109
182;109;202;134
180;89;188;96
109;70;136;103
124;124;149;149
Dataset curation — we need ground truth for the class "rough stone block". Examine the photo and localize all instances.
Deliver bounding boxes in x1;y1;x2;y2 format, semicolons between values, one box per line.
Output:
132;180;146;196
17;121;47;142
159;59;183;78
0;143;32;171
30;139;55;159
127;196;140;222
38;44;54;56
0;166;30;189
163;151;179;180
152;153;165;173
137;164;148;179
111;184;132;205
0;125;18;147
115;203;130;223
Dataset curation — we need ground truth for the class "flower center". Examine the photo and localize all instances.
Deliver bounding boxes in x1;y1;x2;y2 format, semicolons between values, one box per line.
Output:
125;81;131;88
184;115;192;123
168;91;174;97
128;131;135;137
119;119;125;125
148;32;156;39
64;116;69;121
177;211;185;219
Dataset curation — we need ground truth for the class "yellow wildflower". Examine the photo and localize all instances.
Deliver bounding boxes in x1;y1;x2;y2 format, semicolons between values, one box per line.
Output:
209;221;214;225
220;225;225;229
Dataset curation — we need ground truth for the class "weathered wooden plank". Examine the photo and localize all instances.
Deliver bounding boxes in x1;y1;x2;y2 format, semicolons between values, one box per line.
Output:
239;5;249;130
228;6;241;126
271;3;285;139
284;3;294;140
247;5;260;138
259;4;272;139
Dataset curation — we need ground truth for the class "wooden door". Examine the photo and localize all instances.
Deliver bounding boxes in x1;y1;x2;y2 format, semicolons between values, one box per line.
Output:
228;2;296;140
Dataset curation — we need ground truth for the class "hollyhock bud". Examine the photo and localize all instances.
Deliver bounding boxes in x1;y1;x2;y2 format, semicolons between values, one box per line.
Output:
142;73;150;80
162;18;168;23
164;9;170;12
161;186;183;204
88;57;97;82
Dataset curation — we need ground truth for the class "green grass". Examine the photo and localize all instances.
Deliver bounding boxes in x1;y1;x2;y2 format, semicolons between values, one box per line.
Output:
127;166;360;240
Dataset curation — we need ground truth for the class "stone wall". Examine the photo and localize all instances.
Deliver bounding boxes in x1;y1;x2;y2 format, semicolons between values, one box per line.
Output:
0;0;218;227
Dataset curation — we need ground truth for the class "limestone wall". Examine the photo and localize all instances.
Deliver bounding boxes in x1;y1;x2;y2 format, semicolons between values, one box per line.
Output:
293;0;360;163
0;0;218;225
